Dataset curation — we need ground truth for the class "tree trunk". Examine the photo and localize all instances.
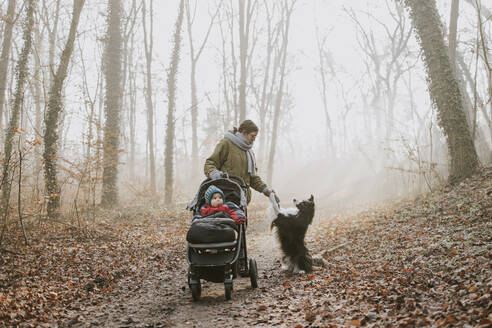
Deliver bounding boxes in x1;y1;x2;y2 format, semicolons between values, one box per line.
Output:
266;0;294;185
315;30;335;158
238;0;250;123
142;0;156;193
258;1;278;165
122;0;138;180
43;0;85;219
164;0;184;204
475;3;492;142
101;0;123;207
457;51;492;159
404;0;479;183
448;0;460;66
128;31;137;180
0;0;17;132
0;0;36;245
185;1;218;181
32;17;43;180
47;0;61;81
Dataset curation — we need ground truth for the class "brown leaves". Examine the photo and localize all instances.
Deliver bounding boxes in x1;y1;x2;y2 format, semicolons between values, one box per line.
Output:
0;207;188;327
2;168;492;327
250;167;492;327
305;311;316;322
257;305;267;311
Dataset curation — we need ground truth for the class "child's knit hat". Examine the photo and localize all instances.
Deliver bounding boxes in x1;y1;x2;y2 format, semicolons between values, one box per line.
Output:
205;185;225;205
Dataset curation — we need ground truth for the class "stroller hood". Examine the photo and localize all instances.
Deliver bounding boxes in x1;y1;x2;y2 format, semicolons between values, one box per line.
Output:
188;178;247;213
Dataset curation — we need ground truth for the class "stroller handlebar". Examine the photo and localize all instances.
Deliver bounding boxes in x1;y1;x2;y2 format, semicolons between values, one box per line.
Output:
221;173;247;189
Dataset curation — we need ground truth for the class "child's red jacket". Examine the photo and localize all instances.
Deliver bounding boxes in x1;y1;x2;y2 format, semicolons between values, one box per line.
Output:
200;204;244;223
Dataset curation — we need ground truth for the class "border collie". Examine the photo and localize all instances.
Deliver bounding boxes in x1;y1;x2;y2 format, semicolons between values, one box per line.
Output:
269;194;315;274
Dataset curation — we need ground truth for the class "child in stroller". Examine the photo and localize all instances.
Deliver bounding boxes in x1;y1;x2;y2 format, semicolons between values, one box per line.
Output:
186;175;258;301
200;185;246;224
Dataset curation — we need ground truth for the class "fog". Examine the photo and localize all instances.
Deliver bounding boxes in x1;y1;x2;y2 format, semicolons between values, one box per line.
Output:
1;0;491;213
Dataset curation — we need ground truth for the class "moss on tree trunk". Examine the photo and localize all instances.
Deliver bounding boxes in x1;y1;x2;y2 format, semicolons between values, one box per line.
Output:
404;0;479;183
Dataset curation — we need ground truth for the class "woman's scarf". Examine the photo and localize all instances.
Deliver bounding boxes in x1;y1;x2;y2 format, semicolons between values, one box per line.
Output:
224;131;257;175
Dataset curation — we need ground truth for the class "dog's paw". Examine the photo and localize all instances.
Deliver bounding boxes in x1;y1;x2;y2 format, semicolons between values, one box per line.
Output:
291;265;305;274
291;269;305;274
281;263;290;271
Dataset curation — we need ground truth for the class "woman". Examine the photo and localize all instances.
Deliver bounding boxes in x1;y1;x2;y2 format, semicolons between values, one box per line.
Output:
204;119;278;204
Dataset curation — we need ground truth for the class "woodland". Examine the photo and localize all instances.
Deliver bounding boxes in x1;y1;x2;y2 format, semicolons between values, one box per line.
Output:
0;0;491;327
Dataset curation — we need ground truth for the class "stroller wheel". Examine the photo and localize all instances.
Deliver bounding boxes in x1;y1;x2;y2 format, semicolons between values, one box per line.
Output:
224;282;233;300
190;282;201;301
249;258;258;288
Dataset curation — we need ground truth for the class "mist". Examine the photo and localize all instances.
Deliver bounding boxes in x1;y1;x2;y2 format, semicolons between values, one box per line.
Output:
0;0;490;214
1;1;491;325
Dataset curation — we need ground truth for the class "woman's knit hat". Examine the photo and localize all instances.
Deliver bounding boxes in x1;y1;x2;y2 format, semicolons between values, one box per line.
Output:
205;185;225;205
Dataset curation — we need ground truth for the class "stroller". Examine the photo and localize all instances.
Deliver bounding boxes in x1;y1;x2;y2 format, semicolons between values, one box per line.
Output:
186;175;258;301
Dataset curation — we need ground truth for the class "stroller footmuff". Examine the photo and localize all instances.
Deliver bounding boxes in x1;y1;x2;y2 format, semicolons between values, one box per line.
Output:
186;175;258;301
186;215;237;244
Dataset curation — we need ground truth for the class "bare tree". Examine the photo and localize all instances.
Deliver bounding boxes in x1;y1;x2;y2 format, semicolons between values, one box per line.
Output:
404;0;479;182
43;0;85;219
128;31;137;179
464;0;492;22
0;0;36;245
101;0;123;206
164;0;185;204
238;0;256;122
252;0;282;165
315;26;336;158
77;37;103;212
142;0;156;193
121;0;139;180
185;0;219;181
41;0;61;82
474;0;492;134
32;14;44;177
217;2;242;128
347;1;414;143
220;3;239;125
266;0;295;184
448;0;460;66
0;0;17;132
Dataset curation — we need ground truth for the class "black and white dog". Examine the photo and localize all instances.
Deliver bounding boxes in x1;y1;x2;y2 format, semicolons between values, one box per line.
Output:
269;194;315;274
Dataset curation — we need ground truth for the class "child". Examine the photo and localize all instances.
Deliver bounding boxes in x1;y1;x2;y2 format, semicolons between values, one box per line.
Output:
201;185;246;224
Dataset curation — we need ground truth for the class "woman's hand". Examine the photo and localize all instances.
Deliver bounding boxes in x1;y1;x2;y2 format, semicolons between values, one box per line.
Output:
263;188;280;203
209;170;223;180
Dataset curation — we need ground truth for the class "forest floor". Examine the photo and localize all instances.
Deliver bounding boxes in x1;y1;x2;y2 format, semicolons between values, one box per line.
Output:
1;168;491;327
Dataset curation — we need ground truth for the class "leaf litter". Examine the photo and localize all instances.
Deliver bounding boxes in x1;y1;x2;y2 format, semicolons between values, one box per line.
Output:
1;167;491;327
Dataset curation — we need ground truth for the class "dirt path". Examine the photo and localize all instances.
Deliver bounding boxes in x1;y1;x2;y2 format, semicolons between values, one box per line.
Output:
66;213;289;328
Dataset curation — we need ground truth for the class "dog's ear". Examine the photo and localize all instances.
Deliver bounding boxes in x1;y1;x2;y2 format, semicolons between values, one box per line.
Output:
309;194;314;202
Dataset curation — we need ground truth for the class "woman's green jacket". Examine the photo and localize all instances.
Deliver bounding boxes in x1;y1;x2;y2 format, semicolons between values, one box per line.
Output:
204;138;267;203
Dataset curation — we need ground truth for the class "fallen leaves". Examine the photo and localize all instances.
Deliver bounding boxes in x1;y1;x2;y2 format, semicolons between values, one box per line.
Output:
2;167;491;327
241;167;492;327
0;207;188;327
257;305;267;311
